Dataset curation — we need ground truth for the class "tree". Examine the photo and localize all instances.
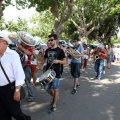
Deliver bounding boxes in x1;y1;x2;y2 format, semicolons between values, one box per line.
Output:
66;0;120;43
3;0;74;38
0;0;3;19
69;0;112;42
0;18;6;30
4;17;28;32
28;10;54;40
91;0;120;43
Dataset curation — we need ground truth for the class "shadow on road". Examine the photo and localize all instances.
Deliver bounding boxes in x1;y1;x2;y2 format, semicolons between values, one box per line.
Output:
20;61;120;120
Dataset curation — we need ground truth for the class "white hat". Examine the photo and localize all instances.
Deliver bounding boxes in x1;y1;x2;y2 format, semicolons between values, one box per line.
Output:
0;32;12;44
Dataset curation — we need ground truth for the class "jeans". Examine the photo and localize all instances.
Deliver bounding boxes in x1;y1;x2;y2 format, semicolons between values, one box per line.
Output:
24;66;34;98
44;78;60;90
94;59;104;79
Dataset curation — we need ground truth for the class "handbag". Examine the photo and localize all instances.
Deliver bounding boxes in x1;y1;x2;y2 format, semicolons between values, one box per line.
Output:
0;61;26;100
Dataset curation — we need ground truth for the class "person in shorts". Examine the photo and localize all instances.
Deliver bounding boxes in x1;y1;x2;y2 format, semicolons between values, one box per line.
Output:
44;34;66;113
81;42;89;73
31;48;39;85
67;50;72;78
106;44;113;69
71;38;84;94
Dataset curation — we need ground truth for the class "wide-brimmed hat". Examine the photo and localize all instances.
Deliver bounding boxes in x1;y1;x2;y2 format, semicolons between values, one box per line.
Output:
0;32;12;44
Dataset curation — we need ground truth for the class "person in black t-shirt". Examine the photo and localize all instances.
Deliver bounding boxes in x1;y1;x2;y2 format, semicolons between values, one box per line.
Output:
44;34;66;114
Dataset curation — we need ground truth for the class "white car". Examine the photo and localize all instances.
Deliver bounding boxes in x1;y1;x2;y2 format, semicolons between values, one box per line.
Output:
59;40;73;47
35;41;47;50
34;36;47;50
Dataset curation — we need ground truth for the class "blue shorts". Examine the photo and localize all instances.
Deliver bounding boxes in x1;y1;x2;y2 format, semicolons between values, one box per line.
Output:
44;78;60;90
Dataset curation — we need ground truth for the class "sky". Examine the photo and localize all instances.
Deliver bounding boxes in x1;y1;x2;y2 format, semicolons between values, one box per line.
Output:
3;5;36;22
3;5;120;36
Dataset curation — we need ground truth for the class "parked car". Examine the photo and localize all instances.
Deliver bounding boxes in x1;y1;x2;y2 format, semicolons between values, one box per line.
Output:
8;43;17;50
87;43;97;49
35;40;47;50
59;40;67;47
33;36;47;50
59;40;74;48
8;37;18;50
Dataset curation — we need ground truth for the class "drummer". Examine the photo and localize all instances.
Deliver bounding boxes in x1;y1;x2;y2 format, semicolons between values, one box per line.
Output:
43;34;66;114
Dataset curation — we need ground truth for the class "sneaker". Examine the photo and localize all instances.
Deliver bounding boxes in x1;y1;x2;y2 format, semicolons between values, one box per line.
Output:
98;78;101;81
82;69;85;71
27;97;34;102
72;89;77;94
48;106;57;114
94;76;98;79
51;99;54;106
76;84;80;88
103;70;105;74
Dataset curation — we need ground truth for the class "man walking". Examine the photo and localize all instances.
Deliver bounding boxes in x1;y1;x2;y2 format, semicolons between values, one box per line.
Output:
93;38;108;80
0;32;31;120
71;38;84;94
44;34;66;113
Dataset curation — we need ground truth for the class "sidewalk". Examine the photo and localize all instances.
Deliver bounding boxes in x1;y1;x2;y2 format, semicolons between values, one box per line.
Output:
20;61;120;120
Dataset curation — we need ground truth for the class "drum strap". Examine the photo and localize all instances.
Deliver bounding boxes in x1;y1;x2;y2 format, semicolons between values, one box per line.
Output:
47;47;61;70
47;63;54;70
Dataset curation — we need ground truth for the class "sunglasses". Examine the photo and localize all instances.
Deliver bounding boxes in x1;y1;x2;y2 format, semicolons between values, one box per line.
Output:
48;39;54;42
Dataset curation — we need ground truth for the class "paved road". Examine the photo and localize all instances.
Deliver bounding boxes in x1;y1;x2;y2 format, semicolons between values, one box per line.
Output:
20;61;120;120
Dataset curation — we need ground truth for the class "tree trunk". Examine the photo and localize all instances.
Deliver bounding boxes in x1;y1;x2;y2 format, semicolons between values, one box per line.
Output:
0;0;3;19
50;0;73;39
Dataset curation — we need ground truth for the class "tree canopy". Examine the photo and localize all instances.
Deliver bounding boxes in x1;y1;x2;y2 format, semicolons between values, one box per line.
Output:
1;0;120;43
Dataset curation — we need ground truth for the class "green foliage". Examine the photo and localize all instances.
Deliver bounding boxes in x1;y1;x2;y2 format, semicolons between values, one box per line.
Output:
2;10;54;41
65;0;120;42
2;0;120;42
28;10;54;40
111;36;120;44
5;17;28;32
3;0;74;37
3;0;63;13
0;18;6;30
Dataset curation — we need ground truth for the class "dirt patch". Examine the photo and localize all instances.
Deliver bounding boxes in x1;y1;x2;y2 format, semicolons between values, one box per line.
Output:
36;53;45;72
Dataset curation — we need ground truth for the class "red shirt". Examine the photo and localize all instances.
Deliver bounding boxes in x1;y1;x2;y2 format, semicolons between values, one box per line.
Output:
25;46;33;66
93;47;108;59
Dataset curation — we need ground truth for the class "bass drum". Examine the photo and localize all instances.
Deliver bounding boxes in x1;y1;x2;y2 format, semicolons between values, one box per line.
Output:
16;48;28;67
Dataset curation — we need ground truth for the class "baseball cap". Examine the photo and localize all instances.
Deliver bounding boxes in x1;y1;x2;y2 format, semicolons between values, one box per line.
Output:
0;32;12;44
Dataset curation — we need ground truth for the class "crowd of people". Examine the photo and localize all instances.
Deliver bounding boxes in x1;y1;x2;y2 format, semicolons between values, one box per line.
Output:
0;31;119;119
0;2;119;119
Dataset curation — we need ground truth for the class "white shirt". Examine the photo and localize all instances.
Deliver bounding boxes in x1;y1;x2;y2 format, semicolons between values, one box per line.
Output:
0;47;25;86
30;50;39;65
